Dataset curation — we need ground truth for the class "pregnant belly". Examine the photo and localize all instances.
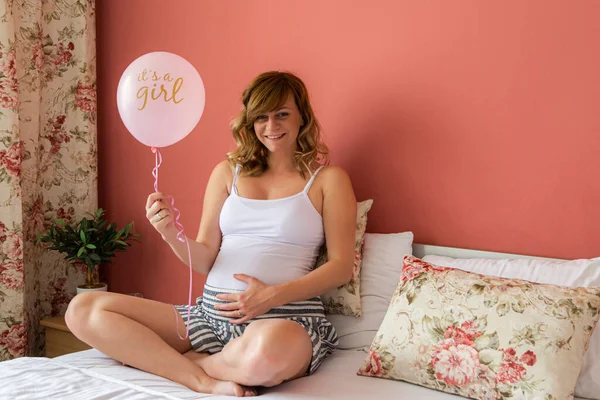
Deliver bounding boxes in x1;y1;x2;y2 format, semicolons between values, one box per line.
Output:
205;236;318;291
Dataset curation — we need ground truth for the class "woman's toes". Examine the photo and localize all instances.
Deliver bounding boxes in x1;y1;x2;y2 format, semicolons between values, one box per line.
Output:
243;386;258;396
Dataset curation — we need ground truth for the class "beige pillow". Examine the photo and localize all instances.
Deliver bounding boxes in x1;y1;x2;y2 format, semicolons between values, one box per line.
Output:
316;199;373;317
358;255;600;400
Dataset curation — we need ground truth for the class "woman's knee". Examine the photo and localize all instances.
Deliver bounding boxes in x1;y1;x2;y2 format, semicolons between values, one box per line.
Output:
240;320;312;386
65;292;106;334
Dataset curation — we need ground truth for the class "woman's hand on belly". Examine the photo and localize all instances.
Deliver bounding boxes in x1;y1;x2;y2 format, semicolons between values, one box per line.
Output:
214;274;278;324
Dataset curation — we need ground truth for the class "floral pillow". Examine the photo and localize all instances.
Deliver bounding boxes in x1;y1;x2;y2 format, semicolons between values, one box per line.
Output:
358;255;600;400
316;199;373;317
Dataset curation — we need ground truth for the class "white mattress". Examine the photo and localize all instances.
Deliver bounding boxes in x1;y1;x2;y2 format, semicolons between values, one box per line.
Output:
0;348;588;399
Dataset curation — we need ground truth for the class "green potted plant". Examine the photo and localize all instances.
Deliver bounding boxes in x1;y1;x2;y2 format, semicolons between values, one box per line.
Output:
35;208;140;294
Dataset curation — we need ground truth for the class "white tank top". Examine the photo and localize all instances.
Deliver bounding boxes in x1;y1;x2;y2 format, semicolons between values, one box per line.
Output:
205;164;325;290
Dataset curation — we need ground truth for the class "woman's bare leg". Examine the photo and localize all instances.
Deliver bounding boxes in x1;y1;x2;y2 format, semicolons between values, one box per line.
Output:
65;292;250;397
194;319;313;388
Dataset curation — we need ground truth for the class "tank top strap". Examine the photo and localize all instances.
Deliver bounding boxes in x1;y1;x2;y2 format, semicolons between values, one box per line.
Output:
303;165;325;194
231;164;241;195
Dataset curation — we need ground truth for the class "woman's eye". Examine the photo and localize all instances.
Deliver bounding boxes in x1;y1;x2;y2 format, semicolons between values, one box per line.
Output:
277;112;289;118
256;115;267;121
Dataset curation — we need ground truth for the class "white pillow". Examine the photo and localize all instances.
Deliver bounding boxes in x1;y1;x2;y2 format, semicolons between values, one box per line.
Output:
327;232;413;350
423;254;600;400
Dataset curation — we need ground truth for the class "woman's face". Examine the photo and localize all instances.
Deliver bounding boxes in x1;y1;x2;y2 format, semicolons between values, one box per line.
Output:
253;92;303;154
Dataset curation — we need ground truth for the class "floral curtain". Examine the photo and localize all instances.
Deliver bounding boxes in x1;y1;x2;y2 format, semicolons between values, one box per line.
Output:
0;0;97;360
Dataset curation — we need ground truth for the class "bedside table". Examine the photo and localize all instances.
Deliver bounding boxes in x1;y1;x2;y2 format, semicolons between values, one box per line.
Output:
40;315;91;357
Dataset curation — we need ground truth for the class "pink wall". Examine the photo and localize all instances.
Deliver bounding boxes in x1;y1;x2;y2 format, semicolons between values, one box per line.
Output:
97;1;600;303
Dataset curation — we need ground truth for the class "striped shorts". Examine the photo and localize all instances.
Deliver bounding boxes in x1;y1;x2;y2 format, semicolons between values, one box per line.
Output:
174;284;339;375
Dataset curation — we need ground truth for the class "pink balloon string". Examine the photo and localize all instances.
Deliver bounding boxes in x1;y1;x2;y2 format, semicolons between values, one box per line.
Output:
151;146;193;340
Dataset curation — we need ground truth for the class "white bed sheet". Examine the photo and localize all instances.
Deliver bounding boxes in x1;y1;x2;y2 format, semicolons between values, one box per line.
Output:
0;348;450;399
0;348;589;400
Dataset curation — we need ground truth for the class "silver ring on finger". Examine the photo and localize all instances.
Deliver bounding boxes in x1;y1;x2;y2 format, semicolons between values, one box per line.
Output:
154;212;163;222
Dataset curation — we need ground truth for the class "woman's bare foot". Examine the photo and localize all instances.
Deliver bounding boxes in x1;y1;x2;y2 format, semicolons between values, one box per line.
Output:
184;352;256;397
204;371;257;396
210;379;246;397
211;379;258;396
189;375;250;397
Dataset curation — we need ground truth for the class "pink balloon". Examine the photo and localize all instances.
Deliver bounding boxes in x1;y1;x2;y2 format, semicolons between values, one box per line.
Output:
117;52;205;148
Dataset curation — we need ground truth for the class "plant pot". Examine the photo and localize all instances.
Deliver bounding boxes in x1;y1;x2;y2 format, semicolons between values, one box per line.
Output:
76;283;108;295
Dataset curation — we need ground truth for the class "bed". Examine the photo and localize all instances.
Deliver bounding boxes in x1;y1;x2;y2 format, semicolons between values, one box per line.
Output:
0;242;597;399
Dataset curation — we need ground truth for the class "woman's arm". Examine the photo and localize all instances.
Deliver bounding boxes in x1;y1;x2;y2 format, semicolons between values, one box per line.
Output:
271;166;357;305
149;161;231;275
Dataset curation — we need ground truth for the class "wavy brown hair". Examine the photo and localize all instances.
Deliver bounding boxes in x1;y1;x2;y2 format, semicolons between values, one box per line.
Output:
227;71;329;178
